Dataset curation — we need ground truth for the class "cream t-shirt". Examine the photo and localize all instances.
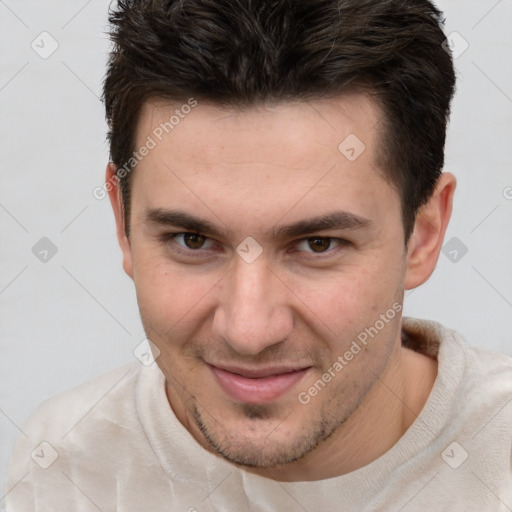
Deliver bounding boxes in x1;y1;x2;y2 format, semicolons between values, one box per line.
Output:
5;318;512;511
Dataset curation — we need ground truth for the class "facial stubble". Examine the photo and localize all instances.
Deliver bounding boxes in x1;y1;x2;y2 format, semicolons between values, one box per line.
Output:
189;387;360;469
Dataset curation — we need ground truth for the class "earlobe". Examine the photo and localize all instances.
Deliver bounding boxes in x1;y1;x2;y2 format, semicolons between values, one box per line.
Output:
405;172;456;290
105;163;134;279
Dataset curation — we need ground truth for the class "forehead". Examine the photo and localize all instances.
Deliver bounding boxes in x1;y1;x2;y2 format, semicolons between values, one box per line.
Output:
136;93;383;160
130;94;398;236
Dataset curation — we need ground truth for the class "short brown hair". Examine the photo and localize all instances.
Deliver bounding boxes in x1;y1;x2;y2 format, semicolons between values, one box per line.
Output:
103;0;456;240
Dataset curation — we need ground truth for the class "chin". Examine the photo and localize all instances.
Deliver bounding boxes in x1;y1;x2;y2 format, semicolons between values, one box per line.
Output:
191;401;336;468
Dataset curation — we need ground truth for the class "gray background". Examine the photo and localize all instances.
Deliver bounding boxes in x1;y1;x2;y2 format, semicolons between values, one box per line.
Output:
1;0;511;504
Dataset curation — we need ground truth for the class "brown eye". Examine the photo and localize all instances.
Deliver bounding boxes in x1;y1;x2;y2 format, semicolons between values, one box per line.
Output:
163;232;215;254
307;237;332;252
183;233;206;249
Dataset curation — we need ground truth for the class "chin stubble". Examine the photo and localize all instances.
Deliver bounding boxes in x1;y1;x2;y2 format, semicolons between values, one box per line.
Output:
190;400;345;468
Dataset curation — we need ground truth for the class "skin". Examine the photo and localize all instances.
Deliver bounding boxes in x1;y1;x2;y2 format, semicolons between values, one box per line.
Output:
107;93;455;482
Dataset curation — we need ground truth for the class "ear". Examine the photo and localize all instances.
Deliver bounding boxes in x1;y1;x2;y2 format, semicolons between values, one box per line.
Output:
405;172;456;289
106;163;134;279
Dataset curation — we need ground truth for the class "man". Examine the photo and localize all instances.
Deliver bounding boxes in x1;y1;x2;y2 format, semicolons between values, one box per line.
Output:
5;0;512;510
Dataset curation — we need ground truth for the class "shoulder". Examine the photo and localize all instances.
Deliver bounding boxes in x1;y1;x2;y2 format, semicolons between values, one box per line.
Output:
444;323;512;382
7;362;142;476
434;320;512;437
403;317;512;422
24;361;142;437
454;331;512;400
403;316;512;384
4;362;149;509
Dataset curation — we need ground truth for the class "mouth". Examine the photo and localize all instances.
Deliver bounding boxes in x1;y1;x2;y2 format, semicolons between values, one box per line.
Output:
207;363;312;404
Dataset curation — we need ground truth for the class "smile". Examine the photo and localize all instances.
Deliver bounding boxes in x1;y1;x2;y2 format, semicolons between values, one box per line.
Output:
208;364;311;404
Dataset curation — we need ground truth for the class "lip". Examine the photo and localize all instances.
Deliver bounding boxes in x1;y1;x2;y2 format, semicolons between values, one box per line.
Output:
208;364;311;404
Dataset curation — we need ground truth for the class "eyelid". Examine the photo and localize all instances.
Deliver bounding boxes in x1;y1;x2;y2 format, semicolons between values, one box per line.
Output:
160;232;350;259
294;236;346;255
160;232;216;252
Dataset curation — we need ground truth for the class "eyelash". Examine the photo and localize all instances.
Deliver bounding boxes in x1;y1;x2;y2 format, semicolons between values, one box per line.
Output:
160;232;350;259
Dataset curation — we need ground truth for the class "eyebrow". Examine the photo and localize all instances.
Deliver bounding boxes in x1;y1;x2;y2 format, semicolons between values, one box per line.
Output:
274;211;373;238
144;208;373;239
144;208;231;239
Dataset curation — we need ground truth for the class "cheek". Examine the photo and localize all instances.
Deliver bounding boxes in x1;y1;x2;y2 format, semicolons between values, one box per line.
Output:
288;253;404;352
298;265;401;323
132;251;219;339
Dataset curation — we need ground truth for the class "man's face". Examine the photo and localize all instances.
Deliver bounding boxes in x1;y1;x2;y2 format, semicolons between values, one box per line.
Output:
122;95;409;469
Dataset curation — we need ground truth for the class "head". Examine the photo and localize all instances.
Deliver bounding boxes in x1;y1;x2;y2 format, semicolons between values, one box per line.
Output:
103;0;456;471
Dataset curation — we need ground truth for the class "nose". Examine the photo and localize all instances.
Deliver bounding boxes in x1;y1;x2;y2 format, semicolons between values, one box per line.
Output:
212;256;294;356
